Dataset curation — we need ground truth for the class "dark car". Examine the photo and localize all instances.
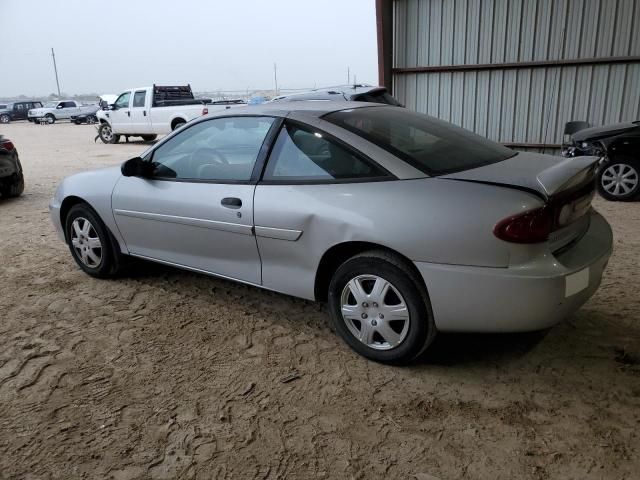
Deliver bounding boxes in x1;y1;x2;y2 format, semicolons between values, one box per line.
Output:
271;84;402;106
563;121;640;201
0;135;24;198
0;101;43;123
71;105;101;125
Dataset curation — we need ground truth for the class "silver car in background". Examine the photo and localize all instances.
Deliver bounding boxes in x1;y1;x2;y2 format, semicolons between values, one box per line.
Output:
50;103;613;363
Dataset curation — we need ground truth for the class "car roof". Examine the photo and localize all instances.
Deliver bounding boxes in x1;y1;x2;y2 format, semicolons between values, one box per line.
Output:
271;85;386;102
206;101;390;120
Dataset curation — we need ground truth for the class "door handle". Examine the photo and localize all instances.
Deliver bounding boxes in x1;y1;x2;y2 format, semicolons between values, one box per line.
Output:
143;111;147;116
126;111;130;117
221;197;242;208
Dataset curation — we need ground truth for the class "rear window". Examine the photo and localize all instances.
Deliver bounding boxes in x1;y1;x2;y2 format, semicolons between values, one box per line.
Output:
324;106;515;176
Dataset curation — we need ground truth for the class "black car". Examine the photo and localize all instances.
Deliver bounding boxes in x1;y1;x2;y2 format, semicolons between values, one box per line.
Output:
563;121;640;201
0;135;24;198
0;101;43;123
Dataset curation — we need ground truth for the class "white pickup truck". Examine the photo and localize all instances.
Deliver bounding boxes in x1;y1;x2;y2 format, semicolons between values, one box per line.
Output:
96;85;245;144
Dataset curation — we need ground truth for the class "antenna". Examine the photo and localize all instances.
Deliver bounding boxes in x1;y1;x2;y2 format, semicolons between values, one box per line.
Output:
51;48;61;97
273;63;279;96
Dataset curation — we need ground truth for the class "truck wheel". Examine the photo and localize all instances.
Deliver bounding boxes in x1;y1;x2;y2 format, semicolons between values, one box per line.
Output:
0;114;10;123
45;114;56;124
99;124;120;144
172;120;186;130
141;135;157;142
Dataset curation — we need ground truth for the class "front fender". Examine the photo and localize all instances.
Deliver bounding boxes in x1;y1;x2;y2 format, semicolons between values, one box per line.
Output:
52;166;128;254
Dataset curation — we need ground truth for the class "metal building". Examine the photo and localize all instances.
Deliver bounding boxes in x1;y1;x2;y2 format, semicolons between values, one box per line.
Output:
376;0;640;153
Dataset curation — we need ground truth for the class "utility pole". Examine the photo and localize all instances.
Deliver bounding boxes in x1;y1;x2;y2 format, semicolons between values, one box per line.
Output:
273;63;279;96
51;48;61;97
347;66;350;85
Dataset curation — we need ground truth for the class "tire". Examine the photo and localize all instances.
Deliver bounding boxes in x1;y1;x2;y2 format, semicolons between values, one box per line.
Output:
98;123;120;144
45;113;55;124
597;157;640;201
172;120;186;131
0;114;10;124
327;250;436;364
0;173;24;197
65;203;122;277
141;134;157;142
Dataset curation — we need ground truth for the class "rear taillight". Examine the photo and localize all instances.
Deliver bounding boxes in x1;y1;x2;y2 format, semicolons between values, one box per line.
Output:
0;140;15;151
494;207;554;244
202;107;208;115
494;186;594;244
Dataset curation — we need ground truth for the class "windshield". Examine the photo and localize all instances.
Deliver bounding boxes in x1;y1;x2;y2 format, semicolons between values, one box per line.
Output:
324;106;515;176
43;101;57;108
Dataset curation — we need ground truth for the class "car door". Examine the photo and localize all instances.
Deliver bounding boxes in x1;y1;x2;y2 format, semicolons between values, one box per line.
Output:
129;90;151;134
253;120;393;299
56;101;74;119
109;92;133;133
112;115;279;284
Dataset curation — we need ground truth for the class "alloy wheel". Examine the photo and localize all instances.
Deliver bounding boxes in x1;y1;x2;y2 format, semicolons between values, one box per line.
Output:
601;163;639;197
340;274;410;350
70;217;102;268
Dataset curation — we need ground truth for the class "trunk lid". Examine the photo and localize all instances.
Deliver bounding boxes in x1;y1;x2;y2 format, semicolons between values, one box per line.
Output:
440;151;599;199
442;152;599;252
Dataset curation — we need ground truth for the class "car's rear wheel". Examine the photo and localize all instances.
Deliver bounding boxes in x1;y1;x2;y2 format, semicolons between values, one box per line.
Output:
141;134;157;142
65;203;121;277
328;250;436;364
172;120;186;130
597;157;640;201
0;114;10;123
98;123;120;144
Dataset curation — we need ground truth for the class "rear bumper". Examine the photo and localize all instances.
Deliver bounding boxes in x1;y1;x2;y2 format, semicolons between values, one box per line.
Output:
415;210;613;333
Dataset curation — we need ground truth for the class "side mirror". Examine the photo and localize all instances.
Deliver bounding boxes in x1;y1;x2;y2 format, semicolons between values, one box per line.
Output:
121;157;152;177
56;104;64;109
110;104;117;110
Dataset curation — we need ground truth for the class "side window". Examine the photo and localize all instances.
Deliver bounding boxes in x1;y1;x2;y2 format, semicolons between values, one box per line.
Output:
150;116;275;182
133;91;146;108
16;104;25;111
114;93;130;109
263;123;389;182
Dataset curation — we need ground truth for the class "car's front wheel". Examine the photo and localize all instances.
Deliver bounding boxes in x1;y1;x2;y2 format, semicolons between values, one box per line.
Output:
141;134;157;142
328;250;436;364
98;123;120;144
597;157;640;201
45;113;55;124
65;203;121;277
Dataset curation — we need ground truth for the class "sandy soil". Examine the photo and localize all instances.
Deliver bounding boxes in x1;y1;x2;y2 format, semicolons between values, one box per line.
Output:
0;121;639;480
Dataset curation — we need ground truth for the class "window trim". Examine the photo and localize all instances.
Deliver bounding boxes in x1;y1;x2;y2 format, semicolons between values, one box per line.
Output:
144;115;283;185
258;119;397;185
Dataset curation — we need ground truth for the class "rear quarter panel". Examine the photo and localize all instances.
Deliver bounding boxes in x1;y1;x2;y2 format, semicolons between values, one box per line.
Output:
253;178;544;300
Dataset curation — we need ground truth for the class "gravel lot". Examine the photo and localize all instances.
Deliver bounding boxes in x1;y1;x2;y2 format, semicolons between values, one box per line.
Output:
1;121;639;479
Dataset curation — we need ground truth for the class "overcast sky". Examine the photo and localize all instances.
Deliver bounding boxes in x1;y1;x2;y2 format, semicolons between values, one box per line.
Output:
1;0;378;97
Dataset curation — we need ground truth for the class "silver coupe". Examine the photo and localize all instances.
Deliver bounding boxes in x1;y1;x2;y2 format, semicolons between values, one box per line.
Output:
50;103;613;363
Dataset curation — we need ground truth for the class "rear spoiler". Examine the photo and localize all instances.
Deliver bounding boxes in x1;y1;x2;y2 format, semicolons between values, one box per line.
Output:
536;156;600;197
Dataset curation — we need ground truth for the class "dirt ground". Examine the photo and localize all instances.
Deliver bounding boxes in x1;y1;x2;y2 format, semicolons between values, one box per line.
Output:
0;121;639;480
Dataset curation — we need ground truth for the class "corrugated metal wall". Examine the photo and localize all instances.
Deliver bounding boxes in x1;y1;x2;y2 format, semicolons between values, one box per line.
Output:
391;0;640;153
